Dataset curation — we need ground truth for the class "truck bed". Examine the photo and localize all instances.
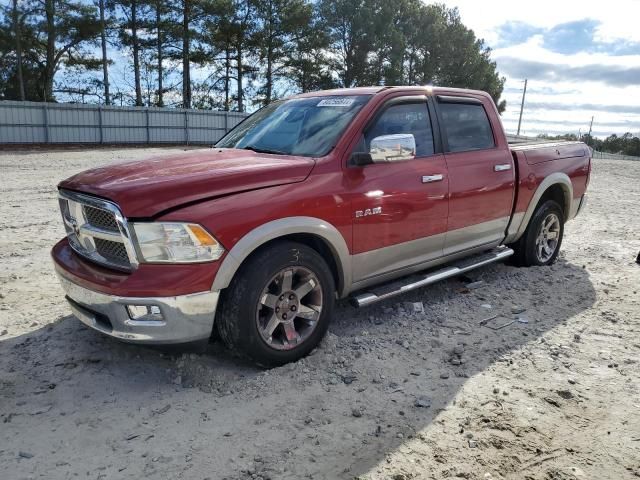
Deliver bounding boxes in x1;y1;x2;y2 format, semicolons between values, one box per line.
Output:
510;141;589;166
509;140;586;151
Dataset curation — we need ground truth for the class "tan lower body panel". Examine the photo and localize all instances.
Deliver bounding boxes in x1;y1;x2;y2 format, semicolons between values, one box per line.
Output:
351;217;510;288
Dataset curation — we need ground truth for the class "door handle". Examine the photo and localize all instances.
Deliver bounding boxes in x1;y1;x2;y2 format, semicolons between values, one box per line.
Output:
494;163;512;172
422;174;444;183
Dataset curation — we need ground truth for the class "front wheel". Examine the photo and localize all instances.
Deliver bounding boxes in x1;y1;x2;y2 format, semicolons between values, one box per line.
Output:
215;241;335;367
510;200;564;267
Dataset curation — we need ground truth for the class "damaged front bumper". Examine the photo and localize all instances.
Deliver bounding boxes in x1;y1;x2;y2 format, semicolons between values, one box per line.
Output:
57;273;219;345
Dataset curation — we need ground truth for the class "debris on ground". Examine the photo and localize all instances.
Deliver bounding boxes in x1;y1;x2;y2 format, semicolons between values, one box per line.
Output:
404;302;425;314
465;281;485;290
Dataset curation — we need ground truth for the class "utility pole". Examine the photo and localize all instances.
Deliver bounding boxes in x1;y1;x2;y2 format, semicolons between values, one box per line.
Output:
516;79;527;136
587;116;594;146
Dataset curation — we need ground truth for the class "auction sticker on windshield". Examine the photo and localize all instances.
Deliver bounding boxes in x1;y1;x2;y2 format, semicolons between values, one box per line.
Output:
317;97;356;107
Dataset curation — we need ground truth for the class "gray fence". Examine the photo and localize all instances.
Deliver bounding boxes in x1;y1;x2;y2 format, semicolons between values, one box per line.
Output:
0;100;248;145
592;150;640;161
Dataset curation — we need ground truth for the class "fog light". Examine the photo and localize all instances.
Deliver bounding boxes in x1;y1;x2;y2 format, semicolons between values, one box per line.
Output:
126;305;163;321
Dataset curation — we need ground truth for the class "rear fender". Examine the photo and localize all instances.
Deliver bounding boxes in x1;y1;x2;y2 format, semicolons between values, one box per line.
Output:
506;172;573;243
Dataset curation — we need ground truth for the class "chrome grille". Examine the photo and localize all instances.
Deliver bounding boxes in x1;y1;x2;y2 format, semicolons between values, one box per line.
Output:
84;205;119;232
58;190;138;271
94;238;130;266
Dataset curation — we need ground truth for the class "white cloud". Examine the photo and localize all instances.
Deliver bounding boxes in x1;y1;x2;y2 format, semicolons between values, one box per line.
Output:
494;35;640;67
437;0;640;43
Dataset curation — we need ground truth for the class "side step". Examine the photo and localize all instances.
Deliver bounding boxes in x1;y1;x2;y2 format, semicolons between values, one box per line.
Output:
350;246;514;307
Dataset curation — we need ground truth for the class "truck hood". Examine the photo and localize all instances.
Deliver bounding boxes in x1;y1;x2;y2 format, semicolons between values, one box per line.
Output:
59;148;316;217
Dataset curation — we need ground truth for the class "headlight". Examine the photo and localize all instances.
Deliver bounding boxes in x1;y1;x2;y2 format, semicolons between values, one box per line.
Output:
131;222;224;263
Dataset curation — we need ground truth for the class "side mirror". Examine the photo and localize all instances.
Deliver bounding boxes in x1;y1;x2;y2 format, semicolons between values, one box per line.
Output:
349;152;374;166
369;134;416;163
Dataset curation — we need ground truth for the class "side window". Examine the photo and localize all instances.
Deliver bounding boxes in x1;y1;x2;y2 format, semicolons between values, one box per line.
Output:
364;103;435;157
439;102;495;152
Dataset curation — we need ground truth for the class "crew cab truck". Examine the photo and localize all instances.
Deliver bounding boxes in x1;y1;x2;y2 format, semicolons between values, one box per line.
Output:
52;86;590;366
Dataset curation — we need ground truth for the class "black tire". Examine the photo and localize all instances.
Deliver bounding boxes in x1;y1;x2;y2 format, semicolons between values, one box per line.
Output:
215;241;335;367
510;200;564;267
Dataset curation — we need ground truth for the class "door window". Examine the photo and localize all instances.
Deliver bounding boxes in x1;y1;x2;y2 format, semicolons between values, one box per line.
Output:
439;102;495;152
364;103;435;158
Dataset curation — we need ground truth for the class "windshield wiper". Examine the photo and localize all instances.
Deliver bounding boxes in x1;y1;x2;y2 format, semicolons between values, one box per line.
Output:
242;145;288;155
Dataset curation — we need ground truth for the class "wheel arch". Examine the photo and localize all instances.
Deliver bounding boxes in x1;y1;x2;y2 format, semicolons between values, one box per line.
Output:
507;173;573;243
211;217;351;298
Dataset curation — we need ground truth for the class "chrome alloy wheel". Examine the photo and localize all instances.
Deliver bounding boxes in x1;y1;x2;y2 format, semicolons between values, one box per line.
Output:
256;267;323;350
535;212;561;262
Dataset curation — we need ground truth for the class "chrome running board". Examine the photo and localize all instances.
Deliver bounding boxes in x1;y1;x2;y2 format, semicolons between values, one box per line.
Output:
350;246;514;307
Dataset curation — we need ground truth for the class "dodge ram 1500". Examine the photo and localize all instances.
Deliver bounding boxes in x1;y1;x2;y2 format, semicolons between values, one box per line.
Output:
52;86;590;365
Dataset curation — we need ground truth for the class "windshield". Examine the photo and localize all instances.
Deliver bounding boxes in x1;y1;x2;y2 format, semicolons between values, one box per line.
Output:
216;95;372;157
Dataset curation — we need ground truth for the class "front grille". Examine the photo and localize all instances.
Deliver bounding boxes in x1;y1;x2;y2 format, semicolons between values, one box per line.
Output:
84;205;119;232
94;238;130;268
58;190;136;271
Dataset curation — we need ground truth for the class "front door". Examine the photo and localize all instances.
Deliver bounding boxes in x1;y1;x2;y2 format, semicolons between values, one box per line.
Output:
347;96;449;283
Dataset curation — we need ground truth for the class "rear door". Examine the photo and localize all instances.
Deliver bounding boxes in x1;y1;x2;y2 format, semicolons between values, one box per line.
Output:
436;95;515;255
348;95;449;282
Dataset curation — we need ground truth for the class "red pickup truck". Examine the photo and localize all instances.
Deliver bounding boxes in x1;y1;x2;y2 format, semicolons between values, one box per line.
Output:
52;86;590;365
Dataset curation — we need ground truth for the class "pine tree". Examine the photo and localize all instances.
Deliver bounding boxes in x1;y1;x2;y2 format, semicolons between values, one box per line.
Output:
29;0;102;101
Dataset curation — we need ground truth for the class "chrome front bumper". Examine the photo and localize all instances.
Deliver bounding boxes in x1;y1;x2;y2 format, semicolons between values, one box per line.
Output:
57;274;219;344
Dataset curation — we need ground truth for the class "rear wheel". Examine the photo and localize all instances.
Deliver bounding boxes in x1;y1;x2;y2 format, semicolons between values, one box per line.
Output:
216;241;335;367
511;200;564;267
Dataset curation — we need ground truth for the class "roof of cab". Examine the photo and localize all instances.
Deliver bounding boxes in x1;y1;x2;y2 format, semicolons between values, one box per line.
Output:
292;87;389;98
431;86;493;99
291;85;493;100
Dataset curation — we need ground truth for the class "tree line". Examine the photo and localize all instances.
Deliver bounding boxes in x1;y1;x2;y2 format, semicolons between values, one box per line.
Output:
0;0;506;112
538;132;640;157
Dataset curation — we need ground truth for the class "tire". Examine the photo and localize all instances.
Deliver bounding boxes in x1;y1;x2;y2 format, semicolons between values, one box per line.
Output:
215;241;335;367
510;200;564;267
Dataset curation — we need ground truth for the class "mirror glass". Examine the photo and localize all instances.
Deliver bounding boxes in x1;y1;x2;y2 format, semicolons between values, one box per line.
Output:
369;133;416;163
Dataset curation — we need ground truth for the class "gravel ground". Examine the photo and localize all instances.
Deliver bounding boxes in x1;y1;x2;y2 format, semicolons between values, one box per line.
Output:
0;148;639;480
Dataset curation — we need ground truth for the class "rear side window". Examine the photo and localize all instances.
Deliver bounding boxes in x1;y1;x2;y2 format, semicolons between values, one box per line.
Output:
365;103;435;157
439;103;495;152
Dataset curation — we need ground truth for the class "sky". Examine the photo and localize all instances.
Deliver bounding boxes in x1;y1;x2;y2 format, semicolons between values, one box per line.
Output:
438;0;640;138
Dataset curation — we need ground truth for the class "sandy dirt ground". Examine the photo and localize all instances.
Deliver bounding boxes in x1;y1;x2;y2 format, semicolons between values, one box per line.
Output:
0;148;639;480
